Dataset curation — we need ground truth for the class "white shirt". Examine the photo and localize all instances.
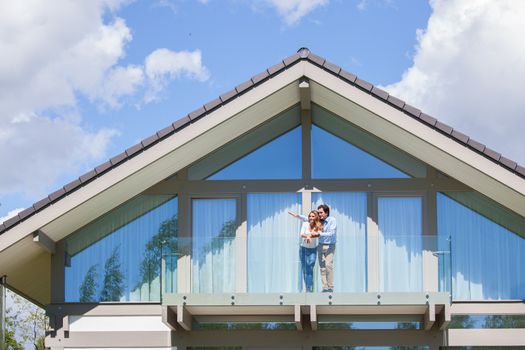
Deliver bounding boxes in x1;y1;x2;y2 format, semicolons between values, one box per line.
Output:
299;222;319;248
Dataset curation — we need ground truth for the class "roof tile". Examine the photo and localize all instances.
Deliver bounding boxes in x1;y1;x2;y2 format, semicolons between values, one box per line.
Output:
48;188;66;202
141;134;159;148
95;161;112;174
110;152;127;166
251;71;269;85
323;61;341;75
204;98;222;112
435;121;453;135
3;215;19;230
339;69;357;83
267;62;285;75
235;80;253;94
63;179;81;192
499;156;517;170
355;78;373;91
33;197;51;211
79;170;97;183
371;87;389;100
157;124;175;138
125;143;143;157
188;106;206;121
387;95;405;109
283;53;301;66
0;224;5;233
173;115;191;130
219;89;238;103
403;104;421;117
17;207;35;220
308;53;326;66
483;147;501;161
419;113;437;126
451;130;469;144
516;165;525;177
467;139;485;152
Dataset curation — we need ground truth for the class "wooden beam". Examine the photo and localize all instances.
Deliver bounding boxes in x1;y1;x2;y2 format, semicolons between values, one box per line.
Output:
310;304;317;331
299;79;311;110
177;304;192;331
33;230;56;254
294;304;303;331
424;303;436;331
161;306;177;331
437;303;451;330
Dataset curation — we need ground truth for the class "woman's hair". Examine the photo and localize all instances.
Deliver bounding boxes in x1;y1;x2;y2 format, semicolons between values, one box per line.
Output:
308;210;324;232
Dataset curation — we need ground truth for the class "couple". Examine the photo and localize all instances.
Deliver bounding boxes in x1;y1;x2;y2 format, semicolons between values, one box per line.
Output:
290;204;337;293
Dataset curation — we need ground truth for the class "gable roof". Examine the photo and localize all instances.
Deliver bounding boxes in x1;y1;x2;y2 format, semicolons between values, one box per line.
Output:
1;48;525;304
1;48;523;236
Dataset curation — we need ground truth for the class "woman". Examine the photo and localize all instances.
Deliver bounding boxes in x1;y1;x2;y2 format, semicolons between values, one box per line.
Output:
299;210;323;292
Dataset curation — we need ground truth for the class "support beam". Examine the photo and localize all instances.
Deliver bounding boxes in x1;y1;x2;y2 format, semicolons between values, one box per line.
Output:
424;303;435;331
437;303;451;330
162;306;177;331
310;304;317;331
177;304;192;331
299;79;311;110
294;304;303;331
33;230;56;254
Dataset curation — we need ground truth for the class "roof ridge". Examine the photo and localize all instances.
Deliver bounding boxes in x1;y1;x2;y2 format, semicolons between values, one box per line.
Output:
1;49;523;234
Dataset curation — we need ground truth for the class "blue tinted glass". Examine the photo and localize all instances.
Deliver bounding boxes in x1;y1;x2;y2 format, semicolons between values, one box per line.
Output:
208;127;301;180
312;126;409;179
438;192;525;300
65;195;178;302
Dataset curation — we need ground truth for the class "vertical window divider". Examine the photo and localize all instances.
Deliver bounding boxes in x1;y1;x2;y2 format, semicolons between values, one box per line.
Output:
367;192;379;292
236;192;248;293
301;108;312;181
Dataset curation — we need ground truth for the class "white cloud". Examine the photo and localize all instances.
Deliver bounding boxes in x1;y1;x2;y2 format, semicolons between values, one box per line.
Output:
258;0;329;26
0;1;210;207
383;0;525;165
144;49;210;102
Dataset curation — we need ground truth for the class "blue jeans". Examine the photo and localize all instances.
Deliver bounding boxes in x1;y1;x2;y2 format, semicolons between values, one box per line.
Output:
300;246;317;292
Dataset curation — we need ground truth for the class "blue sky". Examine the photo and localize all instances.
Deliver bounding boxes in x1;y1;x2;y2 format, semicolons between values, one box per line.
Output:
1;0;525;221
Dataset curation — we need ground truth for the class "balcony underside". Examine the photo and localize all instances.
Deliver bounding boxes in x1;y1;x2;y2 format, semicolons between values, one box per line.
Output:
162;292;451;331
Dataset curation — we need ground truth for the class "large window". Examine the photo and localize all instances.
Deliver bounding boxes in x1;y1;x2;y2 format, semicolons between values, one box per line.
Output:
65;195;178;302
192;198;237;293
438;192;525;300
247;193;302;292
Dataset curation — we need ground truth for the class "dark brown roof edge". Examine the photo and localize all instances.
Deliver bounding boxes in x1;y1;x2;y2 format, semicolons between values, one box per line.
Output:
1;48;524;234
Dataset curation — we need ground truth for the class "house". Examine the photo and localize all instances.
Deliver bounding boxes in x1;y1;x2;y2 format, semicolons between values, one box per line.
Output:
1;48;524;349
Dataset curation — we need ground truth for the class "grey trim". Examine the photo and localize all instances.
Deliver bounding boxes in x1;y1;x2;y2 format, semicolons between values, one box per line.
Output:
32;230;56;254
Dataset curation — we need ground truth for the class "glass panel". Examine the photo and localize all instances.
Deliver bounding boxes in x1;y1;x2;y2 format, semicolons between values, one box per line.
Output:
247;193;302;292
65;195;178;302
192;198;237;293
312;126;411;179
207;126;302;180
378;197;423;292
437;192;525;300
450;315;525;328
312;193;367;292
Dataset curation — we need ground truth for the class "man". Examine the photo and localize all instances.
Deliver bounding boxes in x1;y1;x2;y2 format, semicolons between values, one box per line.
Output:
289;204;337;292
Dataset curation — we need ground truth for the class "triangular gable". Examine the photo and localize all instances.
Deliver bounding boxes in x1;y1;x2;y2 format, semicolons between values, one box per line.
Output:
1;48;525;304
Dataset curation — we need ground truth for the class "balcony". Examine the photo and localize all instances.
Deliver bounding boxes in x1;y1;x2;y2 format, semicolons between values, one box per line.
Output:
159;235;452;331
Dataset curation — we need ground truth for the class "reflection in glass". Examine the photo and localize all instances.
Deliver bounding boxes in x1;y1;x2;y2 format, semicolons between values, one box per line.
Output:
438;192;525;300
192;198;237;293
311;125;410;179
312;192;367;292
247;193;302;292
65;195;178;302
378;197;423;292
208;127;302;180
